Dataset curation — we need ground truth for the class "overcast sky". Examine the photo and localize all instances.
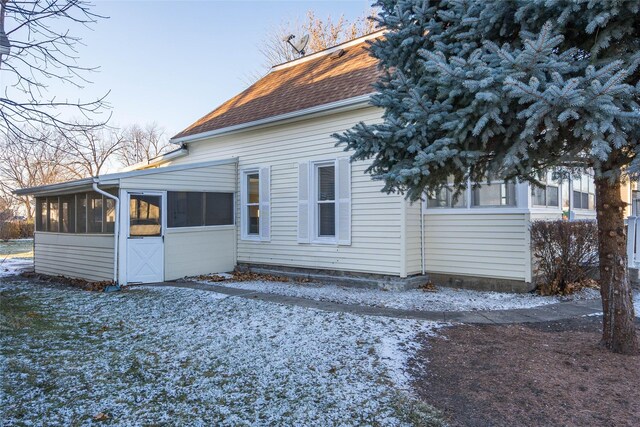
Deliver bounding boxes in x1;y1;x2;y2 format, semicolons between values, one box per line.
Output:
20;0;373;139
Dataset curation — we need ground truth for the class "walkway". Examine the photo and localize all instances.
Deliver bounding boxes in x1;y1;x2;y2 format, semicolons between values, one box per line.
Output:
140;281;604;324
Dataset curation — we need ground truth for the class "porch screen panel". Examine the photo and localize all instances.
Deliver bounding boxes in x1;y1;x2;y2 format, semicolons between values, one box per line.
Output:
88;193;103;233
167;192;203;227
205;193;234;226
168;191;235;228
47;198;59;232
60;195;76;233
77;194;87;233
105;197;116;233
35;198;47;231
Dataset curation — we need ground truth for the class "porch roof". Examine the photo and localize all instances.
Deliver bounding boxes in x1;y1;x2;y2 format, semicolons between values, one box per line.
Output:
14;158;238;197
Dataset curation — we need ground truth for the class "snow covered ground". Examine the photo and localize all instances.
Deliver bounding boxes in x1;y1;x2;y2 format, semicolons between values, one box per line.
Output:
0;239;33;255
193;278;602;312
0;256;33;278
1;239;34;278
0;279;444;426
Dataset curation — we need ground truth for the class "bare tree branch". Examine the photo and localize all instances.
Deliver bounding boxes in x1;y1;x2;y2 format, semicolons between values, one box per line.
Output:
60;124;122;177
244;8;378;85
116;122;171;167
0;1;110;144
0;126;76;218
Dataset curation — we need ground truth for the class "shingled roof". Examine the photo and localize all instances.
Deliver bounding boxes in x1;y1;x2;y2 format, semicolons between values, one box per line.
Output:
172;30;384;141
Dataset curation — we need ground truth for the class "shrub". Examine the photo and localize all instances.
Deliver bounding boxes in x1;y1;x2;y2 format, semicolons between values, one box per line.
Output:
0;220;34;240
530;220;599;295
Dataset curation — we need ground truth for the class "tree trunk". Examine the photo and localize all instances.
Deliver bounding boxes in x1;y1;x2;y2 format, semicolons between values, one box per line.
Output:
595;176;639;355
21;197;33;221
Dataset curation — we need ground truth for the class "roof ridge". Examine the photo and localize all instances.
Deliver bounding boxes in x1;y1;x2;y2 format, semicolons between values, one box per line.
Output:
270;28;386;72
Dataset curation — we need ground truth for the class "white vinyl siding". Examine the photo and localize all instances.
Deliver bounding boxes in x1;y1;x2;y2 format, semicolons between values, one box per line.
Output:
119;162;236;193
164;226;235;280
169;106;403;276
404;199;424;276
34;232;114;282
423;213;530;282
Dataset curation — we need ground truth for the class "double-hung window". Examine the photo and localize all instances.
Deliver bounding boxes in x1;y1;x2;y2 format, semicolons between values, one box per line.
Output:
298;158;351;245
426;182;466;209
423;175;518;210
573;173;595;210
531;171;560;208
246;172;260;236
315;163;336;238
241;168;270;241
472;180;517;207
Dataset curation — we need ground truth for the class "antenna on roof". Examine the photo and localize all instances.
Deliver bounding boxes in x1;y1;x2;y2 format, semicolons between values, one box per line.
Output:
284;33;309;56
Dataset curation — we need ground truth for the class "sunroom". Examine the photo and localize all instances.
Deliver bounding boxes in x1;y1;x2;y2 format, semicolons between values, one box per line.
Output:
14;158;238;286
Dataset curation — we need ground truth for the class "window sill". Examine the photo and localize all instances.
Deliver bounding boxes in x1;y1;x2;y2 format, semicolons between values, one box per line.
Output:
311;237;338;245
241;234;264;242
424;208;530;215
530;207;563;212
166;224;235;234
34;231;114;236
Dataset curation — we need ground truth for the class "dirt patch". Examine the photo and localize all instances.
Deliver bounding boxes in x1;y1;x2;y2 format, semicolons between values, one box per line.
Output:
412;317;640;427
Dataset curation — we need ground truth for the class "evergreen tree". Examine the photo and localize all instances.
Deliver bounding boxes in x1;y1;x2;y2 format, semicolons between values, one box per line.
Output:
335;0;640;354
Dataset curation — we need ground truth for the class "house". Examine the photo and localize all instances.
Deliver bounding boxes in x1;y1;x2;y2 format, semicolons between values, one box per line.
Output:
14;31;636;292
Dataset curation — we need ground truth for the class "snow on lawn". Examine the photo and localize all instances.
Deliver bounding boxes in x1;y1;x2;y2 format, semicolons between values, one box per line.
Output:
0;256;33;278
194;279;601;312
0;279;444;426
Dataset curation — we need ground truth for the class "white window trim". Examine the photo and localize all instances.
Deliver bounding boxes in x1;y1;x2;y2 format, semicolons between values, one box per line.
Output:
241;169;262;241
311;160;338;245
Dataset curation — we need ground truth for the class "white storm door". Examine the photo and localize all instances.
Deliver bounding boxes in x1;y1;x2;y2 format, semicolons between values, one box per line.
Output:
126;192;164;284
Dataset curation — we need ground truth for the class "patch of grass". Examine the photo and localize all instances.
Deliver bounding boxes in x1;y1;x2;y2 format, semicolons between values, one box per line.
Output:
393;392;446;427
0;290;52;332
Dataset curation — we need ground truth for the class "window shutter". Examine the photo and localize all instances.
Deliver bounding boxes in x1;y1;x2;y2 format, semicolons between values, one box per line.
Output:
259;166;270;241
336;157;351;245
297;162;310;243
